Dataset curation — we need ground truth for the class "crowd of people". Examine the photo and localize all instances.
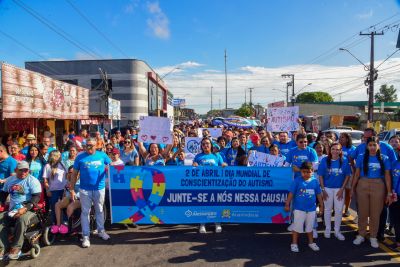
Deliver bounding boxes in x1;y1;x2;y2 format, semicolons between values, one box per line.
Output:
0;121;399;259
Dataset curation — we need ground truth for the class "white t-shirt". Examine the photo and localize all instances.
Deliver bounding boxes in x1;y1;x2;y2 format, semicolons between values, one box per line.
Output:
42;163;67;191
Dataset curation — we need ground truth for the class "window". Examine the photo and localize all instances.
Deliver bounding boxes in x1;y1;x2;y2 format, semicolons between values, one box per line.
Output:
91;79;112;91
60;79;78;85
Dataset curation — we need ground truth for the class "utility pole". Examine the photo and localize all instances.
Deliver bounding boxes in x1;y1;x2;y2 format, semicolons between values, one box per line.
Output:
282;74;295;106
219;98;221;110
245;89;247;105
224;49;228;109
210;86;213;112
286;82;290;104
360;30;383;122
248;87;254;106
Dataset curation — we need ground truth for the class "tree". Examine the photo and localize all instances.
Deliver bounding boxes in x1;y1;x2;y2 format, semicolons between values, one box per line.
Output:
296;92;334;103
374;84;397;102
235;103;253;117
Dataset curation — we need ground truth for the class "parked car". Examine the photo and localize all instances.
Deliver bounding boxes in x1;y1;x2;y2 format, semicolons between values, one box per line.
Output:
378;129;400;143
322;128;364;146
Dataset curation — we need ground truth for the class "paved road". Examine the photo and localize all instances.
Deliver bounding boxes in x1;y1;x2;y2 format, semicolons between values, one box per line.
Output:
3;214;400;267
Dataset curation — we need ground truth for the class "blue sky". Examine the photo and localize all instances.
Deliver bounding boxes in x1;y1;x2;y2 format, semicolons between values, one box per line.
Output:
1;0;400;113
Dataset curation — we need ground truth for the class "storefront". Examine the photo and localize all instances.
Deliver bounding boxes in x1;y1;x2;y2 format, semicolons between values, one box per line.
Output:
0;63;89;148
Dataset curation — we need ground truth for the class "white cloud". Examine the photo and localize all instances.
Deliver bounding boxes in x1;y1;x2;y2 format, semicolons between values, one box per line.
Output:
161;57;400;114
146;1;170;39
356;9;373;20
155;61;204;76
124;0;139;14
179;61;204;68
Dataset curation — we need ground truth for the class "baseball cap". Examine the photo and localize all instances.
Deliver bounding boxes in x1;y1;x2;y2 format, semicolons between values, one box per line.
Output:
26;134;36;140
17;161;30;170
111;148;120;155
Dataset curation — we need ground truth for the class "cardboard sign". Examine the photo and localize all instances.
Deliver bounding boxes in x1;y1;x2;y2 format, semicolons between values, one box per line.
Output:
138;116;173;144
198;128;223;138
184;137;202;165
267;106;299;132
247;151;286;167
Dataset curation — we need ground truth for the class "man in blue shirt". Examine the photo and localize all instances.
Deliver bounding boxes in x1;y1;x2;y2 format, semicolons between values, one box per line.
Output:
0;145;18;184
286;134;318;180
0;161;42;260
21;134;37;156
71;138;112;248
273;132;297;158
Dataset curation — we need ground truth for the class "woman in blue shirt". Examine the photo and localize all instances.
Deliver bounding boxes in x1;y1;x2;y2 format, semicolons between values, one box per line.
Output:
390;148;400;248
120;137;139;166
318;143;351;241
351;137;393;248
163;134;182;166
138;142;165;166
193;137;227;234
26;144;46;183
223;137;246;166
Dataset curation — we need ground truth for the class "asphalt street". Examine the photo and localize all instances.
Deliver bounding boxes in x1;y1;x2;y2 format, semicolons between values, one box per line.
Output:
3;213;400;267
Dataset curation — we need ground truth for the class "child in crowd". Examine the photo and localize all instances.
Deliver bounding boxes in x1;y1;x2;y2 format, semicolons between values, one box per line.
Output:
285;162;324;253
51;166;81;234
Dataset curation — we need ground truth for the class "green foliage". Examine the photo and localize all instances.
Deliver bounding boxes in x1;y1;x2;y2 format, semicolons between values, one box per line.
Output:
296;91;334;103
235;103;253;117
374;84;397;103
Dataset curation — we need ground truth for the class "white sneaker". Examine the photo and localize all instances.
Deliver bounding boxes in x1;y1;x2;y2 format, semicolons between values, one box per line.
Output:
370;238;379;248
335;232;345;241
324;230;331;239
82;236;90;248
215;223;222;233
308;243;320;251
290;244;299;253
98;231;110;240
199;224;206;234
353;235;365;245
313;229;318;239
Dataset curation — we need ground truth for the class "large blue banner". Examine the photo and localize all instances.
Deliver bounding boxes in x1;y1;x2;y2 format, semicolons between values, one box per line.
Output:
110;166;292;224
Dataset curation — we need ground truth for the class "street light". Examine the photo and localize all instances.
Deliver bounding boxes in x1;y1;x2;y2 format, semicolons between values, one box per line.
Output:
296;83;312;95
339;48;369;71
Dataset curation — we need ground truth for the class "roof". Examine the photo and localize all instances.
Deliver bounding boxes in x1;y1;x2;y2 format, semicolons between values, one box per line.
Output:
316;101;400;107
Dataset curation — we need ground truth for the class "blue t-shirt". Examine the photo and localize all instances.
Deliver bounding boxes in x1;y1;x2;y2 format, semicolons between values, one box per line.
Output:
391;161;400;195
318;157;351;188
355;154;391;179
342;145;356;159
73;151;111;190
351;141;397;163
223;148;239;166
145;155;165;166
273;140;296;158
120;149;139;165
2;174;42;210
194;153;224;166
0;156;18;179
290;178;321;212
29;159;45;182
21;146;29;156
165;147;179;166
286;147;318;179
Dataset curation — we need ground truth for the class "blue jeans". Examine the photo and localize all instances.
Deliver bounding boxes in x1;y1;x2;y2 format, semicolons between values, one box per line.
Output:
50;189;64;223
79;188;106;237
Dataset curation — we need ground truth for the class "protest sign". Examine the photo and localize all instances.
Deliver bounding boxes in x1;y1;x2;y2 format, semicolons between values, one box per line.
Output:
267;106;299;132
110;165;292;224
198;128;223;138
247;151;286;167
138;116;173;144
184;137;202;165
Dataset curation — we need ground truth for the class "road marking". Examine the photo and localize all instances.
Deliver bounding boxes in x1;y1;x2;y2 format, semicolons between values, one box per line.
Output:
342;214;400;262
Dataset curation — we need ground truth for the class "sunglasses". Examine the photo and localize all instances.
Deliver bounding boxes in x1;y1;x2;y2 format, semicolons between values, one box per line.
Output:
124;141;131;144
19;168;29;172
86;144;94;149
298;141;308;144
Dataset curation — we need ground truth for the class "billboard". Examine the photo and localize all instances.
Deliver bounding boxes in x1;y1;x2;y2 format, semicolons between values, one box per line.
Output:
173;98;186;107
1;63;89;119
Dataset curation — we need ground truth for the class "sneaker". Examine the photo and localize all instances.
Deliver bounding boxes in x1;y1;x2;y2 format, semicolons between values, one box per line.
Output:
313;229;318;239
51;225;59;234
8;248;21;260
199;224;206;234
59;224;69;234
308;243;320;251
82;236;90;248
215;224;222;233
353;235;365;245
370;238;379;248
324;230;331;239
290;244;299;253
335;232;345;241
98;230;110;240
343;210;350;217
0;250;4;260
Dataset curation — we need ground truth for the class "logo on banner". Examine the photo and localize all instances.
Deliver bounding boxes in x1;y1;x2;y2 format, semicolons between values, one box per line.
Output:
187;139;200;154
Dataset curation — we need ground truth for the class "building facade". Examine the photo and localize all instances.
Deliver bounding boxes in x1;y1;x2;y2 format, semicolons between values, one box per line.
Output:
25;59;170;126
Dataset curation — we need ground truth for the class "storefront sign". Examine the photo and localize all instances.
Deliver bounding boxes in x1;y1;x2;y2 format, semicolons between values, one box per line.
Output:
1;63;89;119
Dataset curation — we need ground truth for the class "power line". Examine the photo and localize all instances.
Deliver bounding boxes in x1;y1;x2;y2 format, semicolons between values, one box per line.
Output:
65;0;130;58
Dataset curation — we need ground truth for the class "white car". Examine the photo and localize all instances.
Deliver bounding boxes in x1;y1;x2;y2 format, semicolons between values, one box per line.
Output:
378;129;400;143
322;128;364;146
